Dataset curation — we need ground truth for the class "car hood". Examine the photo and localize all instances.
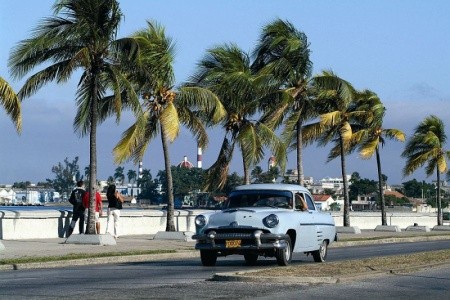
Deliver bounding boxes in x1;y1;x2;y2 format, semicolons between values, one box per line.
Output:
207;207;283;228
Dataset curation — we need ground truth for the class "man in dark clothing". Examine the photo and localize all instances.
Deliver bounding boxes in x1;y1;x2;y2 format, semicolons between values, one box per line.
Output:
67;180;86;237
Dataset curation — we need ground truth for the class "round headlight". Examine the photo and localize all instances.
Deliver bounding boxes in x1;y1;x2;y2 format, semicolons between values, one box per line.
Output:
195;215;206;227
263;214;279;228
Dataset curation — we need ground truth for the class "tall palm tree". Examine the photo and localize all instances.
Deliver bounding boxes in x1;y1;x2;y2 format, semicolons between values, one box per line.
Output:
402;115;450;225
127;169;137;183
8;0;139;234
303;71;361;227
114;166;125;184
113;21;225;231
190;44;286;189
252;19;314;186
355;90;405;225
0;76;21;133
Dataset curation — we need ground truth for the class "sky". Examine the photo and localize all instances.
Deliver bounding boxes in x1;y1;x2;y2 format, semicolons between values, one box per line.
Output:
1;0;449;186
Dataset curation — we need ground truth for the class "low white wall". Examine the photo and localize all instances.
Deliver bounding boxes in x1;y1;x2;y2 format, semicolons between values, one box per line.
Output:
0;208;441;240
331;211;439;229
0;209;204;240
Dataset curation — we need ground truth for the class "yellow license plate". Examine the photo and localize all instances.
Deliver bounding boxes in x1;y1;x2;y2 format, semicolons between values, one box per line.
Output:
225;240;241;248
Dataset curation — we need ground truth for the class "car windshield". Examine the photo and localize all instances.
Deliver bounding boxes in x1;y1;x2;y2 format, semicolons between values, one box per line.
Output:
226;190;293;209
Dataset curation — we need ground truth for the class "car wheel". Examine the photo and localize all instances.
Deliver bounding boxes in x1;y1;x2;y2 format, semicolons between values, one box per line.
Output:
200;250;217;266
312;240;328;262
244;253;259;266
275;236;292;266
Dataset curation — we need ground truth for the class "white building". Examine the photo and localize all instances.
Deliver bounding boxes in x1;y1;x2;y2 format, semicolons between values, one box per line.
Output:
312;194;335;211
319;175;351;190
283;169;314;185
0;189;16;205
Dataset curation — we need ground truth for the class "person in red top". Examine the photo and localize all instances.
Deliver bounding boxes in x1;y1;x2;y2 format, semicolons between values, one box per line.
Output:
82;190;103;234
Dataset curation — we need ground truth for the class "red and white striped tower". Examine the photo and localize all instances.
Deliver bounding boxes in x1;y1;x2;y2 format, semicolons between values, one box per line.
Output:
197;147;202;168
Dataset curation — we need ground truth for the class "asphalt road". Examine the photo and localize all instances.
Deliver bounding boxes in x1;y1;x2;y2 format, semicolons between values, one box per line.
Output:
1;240;449;299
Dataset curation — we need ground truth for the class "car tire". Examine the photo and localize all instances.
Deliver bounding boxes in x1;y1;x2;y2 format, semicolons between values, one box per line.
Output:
312;240;328;262
200;250;217;266
244;253;259;266
275;236;292;266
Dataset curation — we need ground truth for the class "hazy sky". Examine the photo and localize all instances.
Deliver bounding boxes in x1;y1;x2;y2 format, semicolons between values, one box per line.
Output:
1;0;449;185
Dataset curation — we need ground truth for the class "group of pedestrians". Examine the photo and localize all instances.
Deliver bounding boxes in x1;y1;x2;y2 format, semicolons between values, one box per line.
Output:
67;180;124;239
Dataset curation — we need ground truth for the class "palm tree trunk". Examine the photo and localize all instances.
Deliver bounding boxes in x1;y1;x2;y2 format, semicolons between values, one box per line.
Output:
296;119;304;185
339;135;350;227
243;156;250;185
161;124;175;231
376;147;387;225
86;76;98;235
437;169;442;226
241;142;250;185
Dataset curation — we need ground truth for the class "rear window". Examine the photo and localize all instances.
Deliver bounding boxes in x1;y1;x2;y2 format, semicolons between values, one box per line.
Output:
226;190;293;208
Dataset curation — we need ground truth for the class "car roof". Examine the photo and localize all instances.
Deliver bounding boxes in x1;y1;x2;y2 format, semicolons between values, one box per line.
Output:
233;183;309;193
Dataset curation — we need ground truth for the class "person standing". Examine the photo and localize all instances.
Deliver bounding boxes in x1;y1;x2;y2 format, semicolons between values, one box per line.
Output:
82;188;103;234
106;184;124;239
67;180;86;237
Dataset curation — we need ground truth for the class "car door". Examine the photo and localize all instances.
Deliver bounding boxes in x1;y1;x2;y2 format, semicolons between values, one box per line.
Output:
293;192;317;252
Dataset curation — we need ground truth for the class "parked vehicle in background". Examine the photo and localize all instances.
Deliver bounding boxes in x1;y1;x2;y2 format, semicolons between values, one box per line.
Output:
193;184;337;266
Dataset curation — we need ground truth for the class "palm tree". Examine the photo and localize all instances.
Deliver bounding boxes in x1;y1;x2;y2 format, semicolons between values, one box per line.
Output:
355;90;405;225
127;169;137;183
189;44;286;189
114;166;125;184
251;166;264;183
402;115;450;225
113;21;224;231
0;76;21;133
303;71;361;227
8;0;139;234
252;19;315;186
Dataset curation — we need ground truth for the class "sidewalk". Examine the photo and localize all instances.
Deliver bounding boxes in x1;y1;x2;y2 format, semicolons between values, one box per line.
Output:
1;230;450;270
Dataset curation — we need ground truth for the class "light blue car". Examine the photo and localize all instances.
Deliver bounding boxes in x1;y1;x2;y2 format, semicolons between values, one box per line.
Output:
193;183;337;266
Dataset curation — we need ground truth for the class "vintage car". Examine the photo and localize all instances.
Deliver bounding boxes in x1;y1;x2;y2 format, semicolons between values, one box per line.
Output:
193;183;337;266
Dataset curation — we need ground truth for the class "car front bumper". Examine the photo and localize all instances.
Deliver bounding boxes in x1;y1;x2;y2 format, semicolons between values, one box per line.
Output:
193;229;290;251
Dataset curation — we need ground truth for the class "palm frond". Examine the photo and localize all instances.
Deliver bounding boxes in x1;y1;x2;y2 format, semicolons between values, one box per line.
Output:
159;102;180;142
113;111;157;164
177;86;226;125
383;128;406;142
256;122;287;172
359;137;379;159
177;106;208;149
0;76;22;133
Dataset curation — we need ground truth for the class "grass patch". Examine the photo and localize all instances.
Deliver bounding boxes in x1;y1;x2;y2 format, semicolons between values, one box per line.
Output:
339;232;450;242
0;249;176;265
248;249;450;278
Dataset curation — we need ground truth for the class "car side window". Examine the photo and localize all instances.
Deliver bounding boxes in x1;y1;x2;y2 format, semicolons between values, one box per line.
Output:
304;194;316;211
294;193;308;211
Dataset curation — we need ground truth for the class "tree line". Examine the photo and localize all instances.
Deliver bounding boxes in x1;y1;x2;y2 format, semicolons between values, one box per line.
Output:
1;0;449;230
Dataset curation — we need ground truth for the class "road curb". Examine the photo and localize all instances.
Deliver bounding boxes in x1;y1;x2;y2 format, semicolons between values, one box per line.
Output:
331;235;450;248
0;251;199;271
212;271;339;284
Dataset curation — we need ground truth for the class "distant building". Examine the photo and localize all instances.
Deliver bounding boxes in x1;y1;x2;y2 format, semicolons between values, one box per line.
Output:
319;176;351;190
178;156;194;169
283;169;313;186
384;190;406;200
312;194;335;211
268;155;276;170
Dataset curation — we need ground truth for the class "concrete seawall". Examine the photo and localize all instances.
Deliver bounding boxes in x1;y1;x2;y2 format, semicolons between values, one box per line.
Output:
0;208;442;240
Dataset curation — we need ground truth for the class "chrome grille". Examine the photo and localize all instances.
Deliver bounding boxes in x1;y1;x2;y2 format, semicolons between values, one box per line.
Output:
215;233;254;239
